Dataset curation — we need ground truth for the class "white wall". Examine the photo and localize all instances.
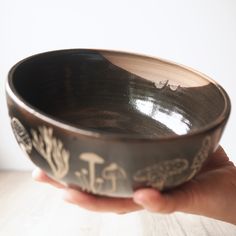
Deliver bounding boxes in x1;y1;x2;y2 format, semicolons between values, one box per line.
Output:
0;0;235;170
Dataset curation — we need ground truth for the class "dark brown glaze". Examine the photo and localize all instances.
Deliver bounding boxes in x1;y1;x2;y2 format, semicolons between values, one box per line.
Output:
6;49;231;197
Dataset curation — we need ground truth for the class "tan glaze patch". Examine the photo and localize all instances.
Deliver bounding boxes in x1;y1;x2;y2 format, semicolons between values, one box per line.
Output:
75;153;127;194
133;158;189;190
11;117;32;155
101;51;209;88
187;136;211;181
31;126;70;179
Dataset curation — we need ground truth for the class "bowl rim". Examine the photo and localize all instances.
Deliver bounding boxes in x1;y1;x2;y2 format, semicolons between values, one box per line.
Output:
6;48;231;142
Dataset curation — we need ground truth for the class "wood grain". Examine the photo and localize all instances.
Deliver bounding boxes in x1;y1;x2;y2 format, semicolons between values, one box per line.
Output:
0;171;236;236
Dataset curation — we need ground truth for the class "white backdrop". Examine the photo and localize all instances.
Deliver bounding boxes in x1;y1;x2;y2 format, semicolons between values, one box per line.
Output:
0;0;235;170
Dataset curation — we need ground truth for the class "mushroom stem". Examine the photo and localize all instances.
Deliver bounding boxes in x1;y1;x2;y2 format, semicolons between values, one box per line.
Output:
110;177;116;192
79;153;104;193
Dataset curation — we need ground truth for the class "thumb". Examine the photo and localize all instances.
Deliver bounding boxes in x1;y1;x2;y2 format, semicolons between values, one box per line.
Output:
133;187;196;214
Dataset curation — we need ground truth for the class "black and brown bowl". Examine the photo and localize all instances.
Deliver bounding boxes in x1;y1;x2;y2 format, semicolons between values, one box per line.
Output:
6;49;231;197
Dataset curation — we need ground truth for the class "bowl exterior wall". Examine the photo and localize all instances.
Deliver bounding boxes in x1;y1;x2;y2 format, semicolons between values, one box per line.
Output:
7;94;226;197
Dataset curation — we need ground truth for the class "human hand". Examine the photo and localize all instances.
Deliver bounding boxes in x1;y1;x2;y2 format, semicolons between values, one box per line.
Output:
32;168;142;214
32;147;236;224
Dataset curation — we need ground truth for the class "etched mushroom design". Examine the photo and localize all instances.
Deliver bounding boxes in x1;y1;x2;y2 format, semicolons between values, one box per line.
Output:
11;117;32;155
102;163;127;192
75;169;90;191
79;153;105;193
134;158;188;190
187;136;211;181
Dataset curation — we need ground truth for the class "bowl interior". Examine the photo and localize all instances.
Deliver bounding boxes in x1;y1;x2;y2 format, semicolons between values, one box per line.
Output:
9;49;228;137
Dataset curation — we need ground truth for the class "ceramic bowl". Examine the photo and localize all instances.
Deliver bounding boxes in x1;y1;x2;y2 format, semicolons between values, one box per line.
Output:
6;49;231;197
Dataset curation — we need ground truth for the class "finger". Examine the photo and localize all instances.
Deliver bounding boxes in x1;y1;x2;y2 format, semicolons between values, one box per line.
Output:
133;185;197;214
212;146;235;166
62;188;142;214
201;146;233;172
32;168;65;189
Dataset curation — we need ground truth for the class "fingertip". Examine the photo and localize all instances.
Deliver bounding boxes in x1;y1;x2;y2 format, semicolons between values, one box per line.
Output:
32;168;65;188
32;168;46;182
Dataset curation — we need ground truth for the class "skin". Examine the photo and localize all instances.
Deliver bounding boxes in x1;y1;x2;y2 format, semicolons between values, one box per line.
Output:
32;147;236;225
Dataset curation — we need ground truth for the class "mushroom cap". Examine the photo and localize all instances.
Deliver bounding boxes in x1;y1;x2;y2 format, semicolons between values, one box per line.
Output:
102;163;126;179
80;152;105;164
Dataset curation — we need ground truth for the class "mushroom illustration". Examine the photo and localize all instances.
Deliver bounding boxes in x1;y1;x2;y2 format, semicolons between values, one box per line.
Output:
102;163;127;192
11;117;32;155
134;166;166;190
95;178;104;193
75;168;90;191
187;136;211;181
134;158;188;190
79;153;104;192
147;170;166;189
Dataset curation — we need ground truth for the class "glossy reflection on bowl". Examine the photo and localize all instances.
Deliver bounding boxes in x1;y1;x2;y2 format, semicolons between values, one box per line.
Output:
8;50;226;138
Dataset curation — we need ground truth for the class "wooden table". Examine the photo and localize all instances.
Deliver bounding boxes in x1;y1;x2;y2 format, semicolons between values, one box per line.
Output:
1;171;236;236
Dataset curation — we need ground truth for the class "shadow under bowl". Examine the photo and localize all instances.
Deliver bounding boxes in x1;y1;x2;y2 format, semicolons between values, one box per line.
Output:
6;49;231;197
